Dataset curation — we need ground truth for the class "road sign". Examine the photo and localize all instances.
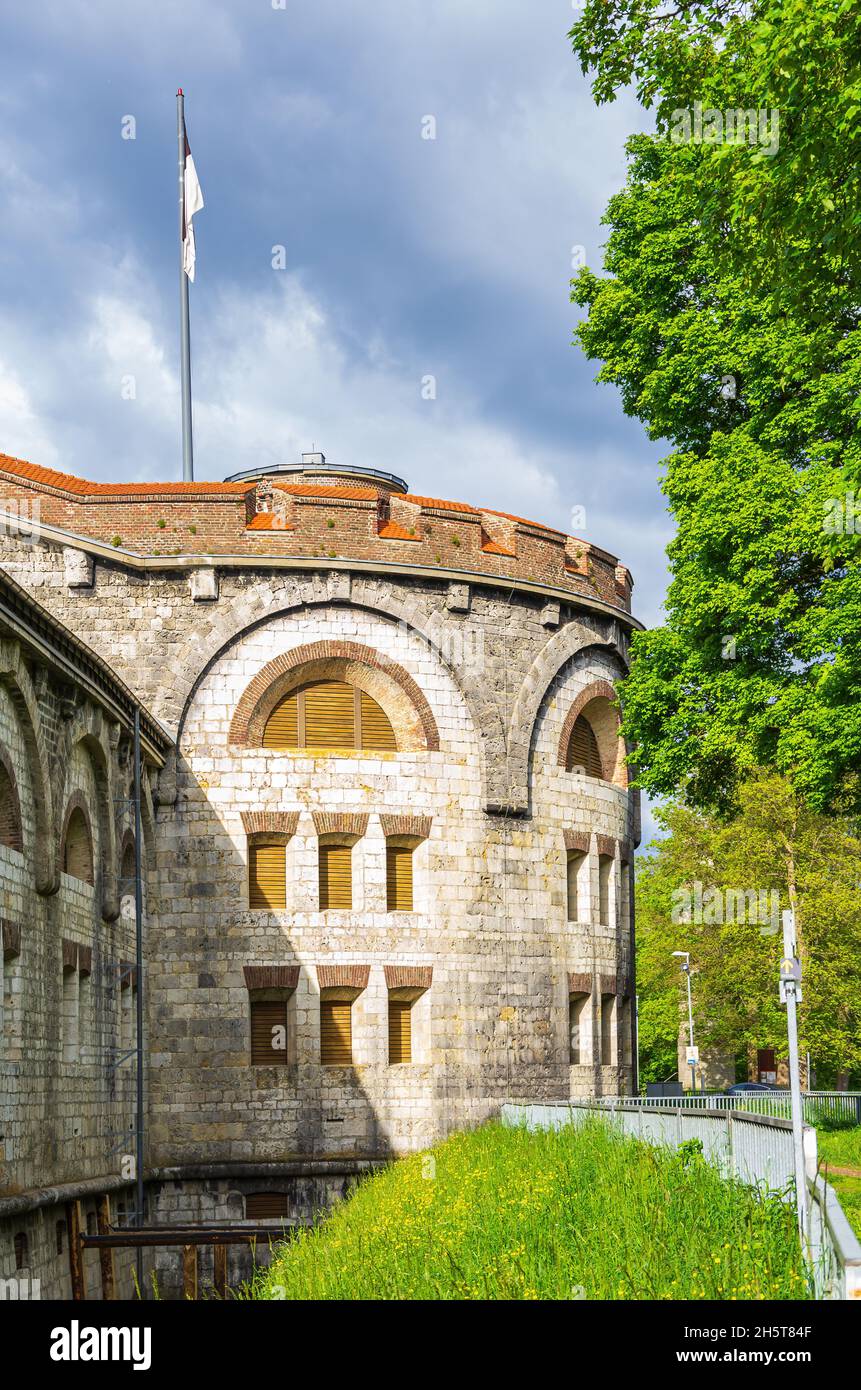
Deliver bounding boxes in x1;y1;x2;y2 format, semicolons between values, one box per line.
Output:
685;1046;699;1066
779;955;802;1003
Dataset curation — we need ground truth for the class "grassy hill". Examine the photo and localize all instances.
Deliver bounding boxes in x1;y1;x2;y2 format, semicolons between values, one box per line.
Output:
249;1119;809;1301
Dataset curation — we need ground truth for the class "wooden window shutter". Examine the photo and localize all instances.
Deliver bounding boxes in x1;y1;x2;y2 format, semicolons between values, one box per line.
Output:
566;716;603;778
386;845;413;911
63;809;93;884
319;843;352;909
250;1000;289;1065
388;999;412;1064
359;690;397;750
262;691;299;748
320;999;352;1064
245;1192;292;1220
248;842;286;909
303;681;355;749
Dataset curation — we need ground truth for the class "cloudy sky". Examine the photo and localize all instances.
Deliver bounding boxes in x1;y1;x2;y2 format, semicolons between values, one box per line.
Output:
0;2;670;630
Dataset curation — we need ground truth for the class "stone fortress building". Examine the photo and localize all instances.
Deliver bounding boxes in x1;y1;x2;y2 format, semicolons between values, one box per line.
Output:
0;448;640;1298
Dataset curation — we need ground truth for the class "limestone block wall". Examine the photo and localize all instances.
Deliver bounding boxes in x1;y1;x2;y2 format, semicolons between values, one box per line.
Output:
147;598;635;1166
1;504;639;1295
0;570;164;1300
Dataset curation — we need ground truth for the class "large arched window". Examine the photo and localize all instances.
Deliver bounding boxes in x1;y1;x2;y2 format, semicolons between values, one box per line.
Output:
0;754;23;852
564;715;604;778
559;685;626;787
263;680;397;751
62;806;94;885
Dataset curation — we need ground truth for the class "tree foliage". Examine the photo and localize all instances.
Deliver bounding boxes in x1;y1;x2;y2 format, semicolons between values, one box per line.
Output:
636;772;861;1086
570;0;861;813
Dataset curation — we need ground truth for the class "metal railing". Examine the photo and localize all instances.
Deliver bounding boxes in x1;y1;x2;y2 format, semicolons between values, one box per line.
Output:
576;1091;861;1126
501;1098;861;1301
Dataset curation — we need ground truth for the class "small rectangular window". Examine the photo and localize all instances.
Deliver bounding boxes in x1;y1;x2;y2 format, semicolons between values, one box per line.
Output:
620;861;631;926
600;993;615;1065
569;992;589;1064
320;999;352;1064
245;1193;292;1220
566;851;586;922
598;854;614;925
619;997;633;1068
388;999;412;1063
386;845;414;911
248;841;286;910
250;999;289;1065
62;965;79;1064
319;843;352;910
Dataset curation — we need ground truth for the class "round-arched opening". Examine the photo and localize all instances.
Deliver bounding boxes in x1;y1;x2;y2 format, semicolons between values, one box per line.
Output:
564;715;603;778
231;644;439;754
559;689;627;788
0;752;23;852
62;805;94;885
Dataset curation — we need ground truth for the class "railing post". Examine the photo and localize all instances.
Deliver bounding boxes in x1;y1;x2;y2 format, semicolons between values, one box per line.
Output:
727;1111;735;1179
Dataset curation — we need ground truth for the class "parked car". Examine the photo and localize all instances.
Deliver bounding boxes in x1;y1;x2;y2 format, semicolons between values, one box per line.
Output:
725;1082;777;1094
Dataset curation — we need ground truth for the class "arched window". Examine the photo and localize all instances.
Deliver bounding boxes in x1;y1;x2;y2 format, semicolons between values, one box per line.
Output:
0;757;23;852
62;807;94;885
559;687;626;786
564;714;603;778
262;680;397;751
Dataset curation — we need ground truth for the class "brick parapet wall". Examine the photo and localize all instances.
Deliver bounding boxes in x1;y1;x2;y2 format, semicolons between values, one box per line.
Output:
0;456;632;613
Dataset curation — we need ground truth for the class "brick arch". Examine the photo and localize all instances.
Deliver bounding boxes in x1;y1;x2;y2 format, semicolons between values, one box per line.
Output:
557;679;627;788
59;791;95;886
160;575;504;811
0;638;54;892
230;641;440;752
504;625;627;812
0;743;24;852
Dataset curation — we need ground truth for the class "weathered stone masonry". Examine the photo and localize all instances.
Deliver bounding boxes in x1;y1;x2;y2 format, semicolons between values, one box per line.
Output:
0;452;642;1299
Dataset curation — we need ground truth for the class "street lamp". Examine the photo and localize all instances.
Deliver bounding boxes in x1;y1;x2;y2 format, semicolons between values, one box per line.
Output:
672;951;697;1094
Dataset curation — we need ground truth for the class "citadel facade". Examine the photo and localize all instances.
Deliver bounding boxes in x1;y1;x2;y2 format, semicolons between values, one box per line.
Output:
0;449;640;1298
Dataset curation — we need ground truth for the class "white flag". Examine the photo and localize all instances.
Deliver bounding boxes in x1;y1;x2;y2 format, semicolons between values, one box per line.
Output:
182;136;204;282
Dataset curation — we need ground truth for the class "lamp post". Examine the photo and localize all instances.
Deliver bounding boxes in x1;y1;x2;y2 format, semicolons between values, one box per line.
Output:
673;951;697;1094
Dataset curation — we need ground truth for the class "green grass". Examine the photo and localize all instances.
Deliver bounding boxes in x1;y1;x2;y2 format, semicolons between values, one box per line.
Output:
818;1127;861;1171
817;1129;861;1238
250;1120;809;1301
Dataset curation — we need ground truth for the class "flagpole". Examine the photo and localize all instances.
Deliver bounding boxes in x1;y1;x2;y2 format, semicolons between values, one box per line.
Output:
177;89;194;482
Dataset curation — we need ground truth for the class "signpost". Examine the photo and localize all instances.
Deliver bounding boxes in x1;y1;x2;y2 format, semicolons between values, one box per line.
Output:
673;952;697;1093
779;909;808;1245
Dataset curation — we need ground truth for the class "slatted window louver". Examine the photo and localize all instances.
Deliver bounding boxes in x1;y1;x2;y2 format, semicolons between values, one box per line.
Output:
566;716;603;778
359;689;397;750
303;681;354;748
250;999;289;1064
386;845;413;911
245;1192;292;1219
0;764;22;851
261;690;298;748
320;1000;352;1065
248;842;286;909
63;809;93;884
388;1000;412;1064
319;843;352;910
261;681;397;751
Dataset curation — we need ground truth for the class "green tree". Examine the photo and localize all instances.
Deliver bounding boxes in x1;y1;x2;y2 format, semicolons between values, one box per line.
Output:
636;772;861;1087
569;0;861;814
